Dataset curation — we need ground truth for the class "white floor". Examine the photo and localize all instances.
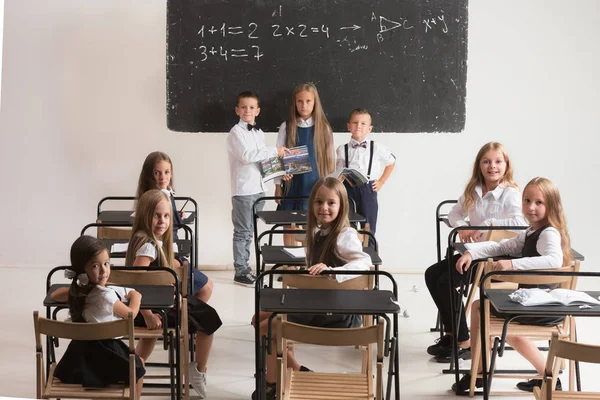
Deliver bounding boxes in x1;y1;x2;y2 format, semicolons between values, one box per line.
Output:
1;267;599;399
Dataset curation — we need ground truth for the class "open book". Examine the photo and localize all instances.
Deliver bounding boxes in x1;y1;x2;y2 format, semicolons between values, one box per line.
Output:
509;288;600;307
327;168;369;187
282;247;306;258
259;145;312;182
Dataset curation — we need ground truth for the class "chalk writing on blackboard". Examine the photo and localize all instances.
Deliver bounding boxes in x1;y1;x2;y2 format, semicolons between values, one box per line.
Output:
167;0;468;133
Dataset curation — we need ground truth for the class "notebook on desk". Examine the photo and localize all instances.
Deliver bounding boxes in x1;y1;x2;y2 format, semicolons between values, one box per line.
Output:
282;247;306;258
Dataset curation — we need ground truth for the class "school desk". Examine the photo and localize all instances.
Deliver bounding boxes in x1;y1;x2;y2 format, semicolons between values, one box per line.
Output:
43;266;182;400
479;271;600;399
254;269;401;400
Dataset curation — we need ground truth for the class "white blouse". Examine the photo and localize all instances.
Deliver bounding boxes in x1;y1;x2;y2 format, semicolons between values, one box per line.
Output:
448;185;527;240
465;227;563;270
315;226;372;283
82;285;133;323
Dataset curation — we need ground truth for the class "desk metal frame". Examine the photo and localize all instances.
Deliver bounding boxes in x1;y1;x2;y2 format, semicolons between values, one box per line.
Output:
254;269;401;400
44;265;181;400
479;270;600;400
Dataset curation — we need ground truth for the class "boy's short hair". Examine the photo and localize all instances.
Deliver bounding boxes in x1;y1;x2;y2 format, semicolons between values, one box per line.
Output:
348;108;372;122
236;91;260;106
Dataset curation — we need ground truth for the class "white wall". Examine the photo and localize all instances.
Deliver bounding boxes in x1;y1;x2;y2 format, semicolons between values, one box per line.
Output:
1;1;599;272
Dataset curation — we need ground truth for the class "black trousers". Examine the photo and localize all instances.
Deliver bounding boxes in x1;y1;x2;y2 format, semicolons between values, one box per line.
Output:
424;253;474;342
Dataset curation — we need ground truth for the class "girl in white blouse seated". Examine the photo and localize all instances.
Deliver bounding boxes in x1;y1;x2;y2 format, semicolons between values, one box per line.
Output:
50;236;146;398
425;142;528;363
452;177;571;394
251;177;372;400
125;189;221;399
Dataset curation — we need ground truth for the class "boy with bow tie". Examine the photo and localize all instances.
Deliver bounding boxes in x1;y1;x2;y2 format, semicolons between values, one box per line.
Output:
227;91;288;286
335;108;396;246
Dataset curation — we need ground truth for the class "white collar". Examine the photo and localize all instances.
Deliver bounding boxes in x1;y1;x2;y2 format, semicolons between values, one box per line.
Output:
297;116;314;127
350;137;369;145
475;184;506;200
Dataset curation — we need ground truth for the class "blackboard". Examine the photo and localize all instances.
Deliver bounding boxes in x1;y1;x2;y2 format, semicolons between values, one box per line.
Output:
166;0;468;133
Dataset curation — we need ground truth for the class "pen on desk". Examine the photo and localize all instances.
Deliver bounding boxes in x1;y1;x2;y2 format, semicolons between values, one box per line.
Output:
178;199;190;214
280;294;286;305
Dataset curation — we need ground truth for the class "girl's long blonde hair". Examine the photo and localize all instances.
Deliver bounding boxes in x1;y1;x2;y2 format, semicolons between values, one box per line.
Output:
285;83;335;178
462;142;517;213
524;177;571;267
125;189;174;268
305;177;350;266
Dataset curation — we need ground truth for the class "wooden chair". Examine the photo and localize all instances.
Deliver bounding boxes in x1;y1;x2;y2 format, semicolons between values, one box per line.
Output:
281;268;375;375
97;226;132;240
469;259;580;397
34;311;136;399
276;317;384;400
464;230;520;319
108;266;189;400
534;332;600;400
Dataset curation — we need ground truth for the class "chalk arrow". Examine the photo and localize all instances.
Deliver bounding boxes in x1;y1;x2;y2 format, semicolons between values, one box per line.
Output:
340;24;361;31
379;16;402;33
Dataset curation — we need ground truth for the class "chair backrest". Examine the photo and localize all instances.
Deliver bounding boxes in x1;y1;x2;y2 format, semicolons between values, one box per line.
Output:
34;310;135;346
535;332;600;399
97;226;132;240
485;229;519;242
282;266;374;291
108;266;186;296
483;260;580;290
277;318;383;356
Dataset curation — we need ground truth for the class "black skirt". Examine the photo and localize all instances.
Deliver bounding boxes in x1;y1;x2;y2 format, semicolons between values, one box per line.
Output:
287;313;362;329
135;297;222;336
54;339;145;387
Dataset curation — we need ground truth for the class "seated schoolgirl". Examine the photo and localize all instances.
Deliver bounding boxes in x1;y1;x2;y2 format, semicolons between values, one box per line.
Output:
137;151;214;303
424;142;527;363
50;236;146;399
125;189;222;399
251;177;372;400
452;177;570;393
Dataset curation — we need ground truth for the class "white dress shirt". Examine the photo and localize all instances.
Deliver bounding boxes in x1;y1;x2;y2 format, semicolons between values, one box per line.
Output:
335;138;395;180
315;226;372;283
274;117;314;185
448;185;527;240
227;119;278;196
465;227;563;270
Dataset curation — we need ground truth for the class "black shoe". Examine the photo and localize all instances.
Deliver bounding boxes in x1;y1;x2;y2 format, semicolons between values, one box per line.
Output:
234;271;256;287
300;365;312;372
435;346;471;363
427;335;453;356
251;382;276;399
516;377;562;392
451;373;483;394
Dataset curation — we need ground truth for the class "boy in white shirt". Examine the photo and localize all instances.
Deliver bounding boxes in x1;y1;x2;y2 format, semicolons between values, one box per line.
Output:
335;108;396;246
227;91;288;286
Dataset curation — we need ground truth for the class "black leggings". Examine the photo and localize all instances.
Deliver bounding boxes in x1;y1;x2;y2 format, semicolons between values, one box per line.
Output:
424;253;474;343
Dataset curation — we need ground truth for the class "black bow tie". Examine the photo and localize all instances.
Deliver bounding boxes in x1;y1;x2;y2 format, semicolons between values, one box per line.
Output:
351;141;367;149
247;123;259;131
